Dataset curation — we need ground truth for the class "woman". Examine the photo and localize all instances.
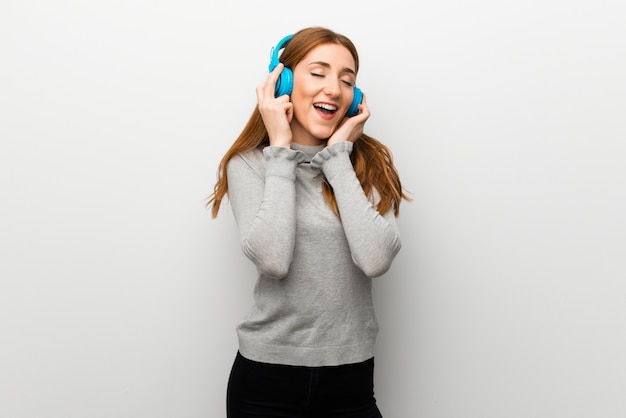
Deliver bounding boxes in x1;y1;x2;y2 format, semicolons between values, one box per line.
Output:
208;26;410;418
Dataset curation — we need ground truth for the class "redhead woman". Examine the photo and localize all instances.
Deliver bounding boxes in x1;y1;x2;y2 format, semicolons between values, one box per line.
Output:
208;26;410;418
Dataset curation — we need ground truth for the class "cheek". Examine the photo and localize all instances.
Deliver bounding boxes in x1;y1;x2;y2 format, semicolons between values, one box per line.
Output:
291;73;319;99
291;86;314;116
291;81;309;102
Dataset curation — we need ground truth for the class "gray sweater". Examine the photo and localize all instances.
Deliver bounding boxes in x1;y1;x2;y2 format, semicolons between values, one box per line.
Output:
226;141;401;367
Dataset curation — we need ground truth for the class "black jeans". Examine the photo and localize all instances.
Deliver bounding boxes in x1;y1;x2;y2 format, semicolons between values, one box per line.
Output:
227;351;383;418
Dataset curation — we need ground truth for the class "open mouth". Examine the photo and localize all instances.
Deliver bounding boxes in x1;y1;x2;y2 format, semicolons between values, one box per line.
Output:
313;103;338;115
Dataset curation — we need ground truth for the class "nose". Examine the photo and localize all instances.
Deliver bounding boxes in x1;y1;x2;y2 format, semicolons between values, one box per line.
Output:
323;77;341;98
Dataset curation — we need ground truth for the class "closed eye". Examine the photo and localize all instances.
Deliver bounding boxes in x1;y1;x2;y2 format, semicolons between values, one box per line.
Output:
310;72;354;87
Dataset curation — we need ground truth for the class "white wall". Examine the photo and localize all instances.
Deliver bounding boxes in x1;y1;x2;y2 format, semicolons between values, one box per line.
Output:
2;0;625;417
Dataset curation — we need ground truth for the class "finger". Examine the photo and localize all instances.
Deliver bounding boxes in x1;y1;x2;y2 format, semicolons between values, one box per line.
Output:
355;94;370;119
257;63;283;96
359;93;369;110
265;63;284;95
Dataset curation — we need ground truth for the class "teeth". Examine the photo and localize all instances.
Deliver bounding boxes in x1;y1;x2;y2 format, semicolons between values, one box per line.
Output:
314;103;337;111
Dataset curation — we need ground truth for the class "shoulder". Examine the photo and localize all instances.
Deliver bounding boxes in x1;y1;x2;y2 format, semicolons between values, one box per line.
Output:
227;146;266;178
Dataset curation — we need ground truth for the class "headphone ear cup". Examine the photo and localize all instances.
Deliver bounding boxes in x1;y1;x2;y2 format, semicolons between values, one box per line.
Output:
274;67;294;97
346;86;363;117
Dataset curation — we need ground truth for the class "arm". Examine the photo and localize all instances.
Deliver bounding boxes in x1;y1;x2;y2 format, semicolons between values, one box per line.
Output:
311;142;401;278
227;146;306;279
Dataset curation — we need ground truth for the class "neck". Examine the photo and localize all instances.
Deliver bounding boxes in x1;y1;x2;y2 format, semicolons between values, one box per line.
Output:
292;138;327;146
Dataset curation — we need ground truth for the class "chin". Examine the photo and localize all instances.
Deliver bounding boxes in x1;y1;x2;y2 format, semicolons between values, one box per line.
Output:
312;133;333;142
310;126;337;141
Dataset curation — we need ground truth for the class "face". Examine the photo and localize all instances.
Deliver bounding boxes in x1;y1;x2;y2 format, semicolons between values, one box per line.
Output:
289;43;357;145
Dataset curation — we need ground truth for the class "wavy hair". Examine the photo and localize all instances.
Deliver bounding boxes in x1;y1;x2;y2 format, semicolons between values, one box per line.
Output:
208;26;410;218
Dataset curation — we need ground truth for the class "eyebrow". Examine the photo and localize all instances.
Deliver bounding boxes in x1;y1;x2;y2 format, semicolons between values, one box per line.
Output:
308;61;356;75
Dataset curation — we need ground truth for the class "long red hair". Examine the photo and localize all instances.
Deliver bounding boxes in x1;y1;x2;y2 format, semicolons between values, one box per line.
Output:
208;27;410;218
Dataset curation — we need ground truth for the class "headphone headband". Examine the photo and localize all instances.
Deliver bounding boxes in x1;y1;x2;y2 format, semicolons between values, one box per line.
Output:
268;34;294;72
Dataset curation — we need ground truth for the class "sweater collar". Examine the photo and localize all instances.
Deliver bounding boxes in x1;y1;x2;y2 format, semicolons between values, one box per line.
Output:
290;142;325;163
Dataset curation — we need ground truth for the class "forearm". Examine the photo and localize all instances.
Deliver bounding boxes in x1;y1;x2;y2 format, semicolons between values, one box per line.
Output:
311;142;401;277
227;146;306;278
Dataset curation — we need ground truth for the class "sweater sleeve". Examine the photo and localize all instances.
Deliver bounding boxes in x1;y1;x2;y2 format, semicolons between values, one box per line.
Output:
226;146;306;279
311;141;401;278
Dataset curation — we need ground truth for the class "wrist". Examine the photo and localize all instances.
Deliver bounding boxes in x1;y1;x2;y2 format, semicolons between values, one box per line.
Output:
269;136;292;148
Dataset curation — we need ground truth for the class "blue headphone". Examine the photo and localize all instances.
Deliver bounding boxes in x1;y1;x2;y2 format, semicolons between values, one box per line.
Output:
268;34;363;117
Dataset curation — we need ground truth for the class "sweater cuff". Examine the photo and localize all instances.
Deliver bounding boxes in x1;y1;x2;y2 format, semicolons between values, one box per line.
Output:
263;146;306;180
310;141;354;181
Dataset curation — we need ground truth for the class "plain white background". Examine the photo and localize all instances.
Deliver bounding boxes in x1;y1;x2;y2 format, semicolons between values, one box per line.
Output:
2;0;625;417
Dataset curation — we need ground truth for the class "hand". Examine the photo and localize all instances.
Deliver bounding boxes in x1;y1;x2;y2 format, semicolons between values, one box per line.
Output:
256;63;293;147
327;94;370;147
